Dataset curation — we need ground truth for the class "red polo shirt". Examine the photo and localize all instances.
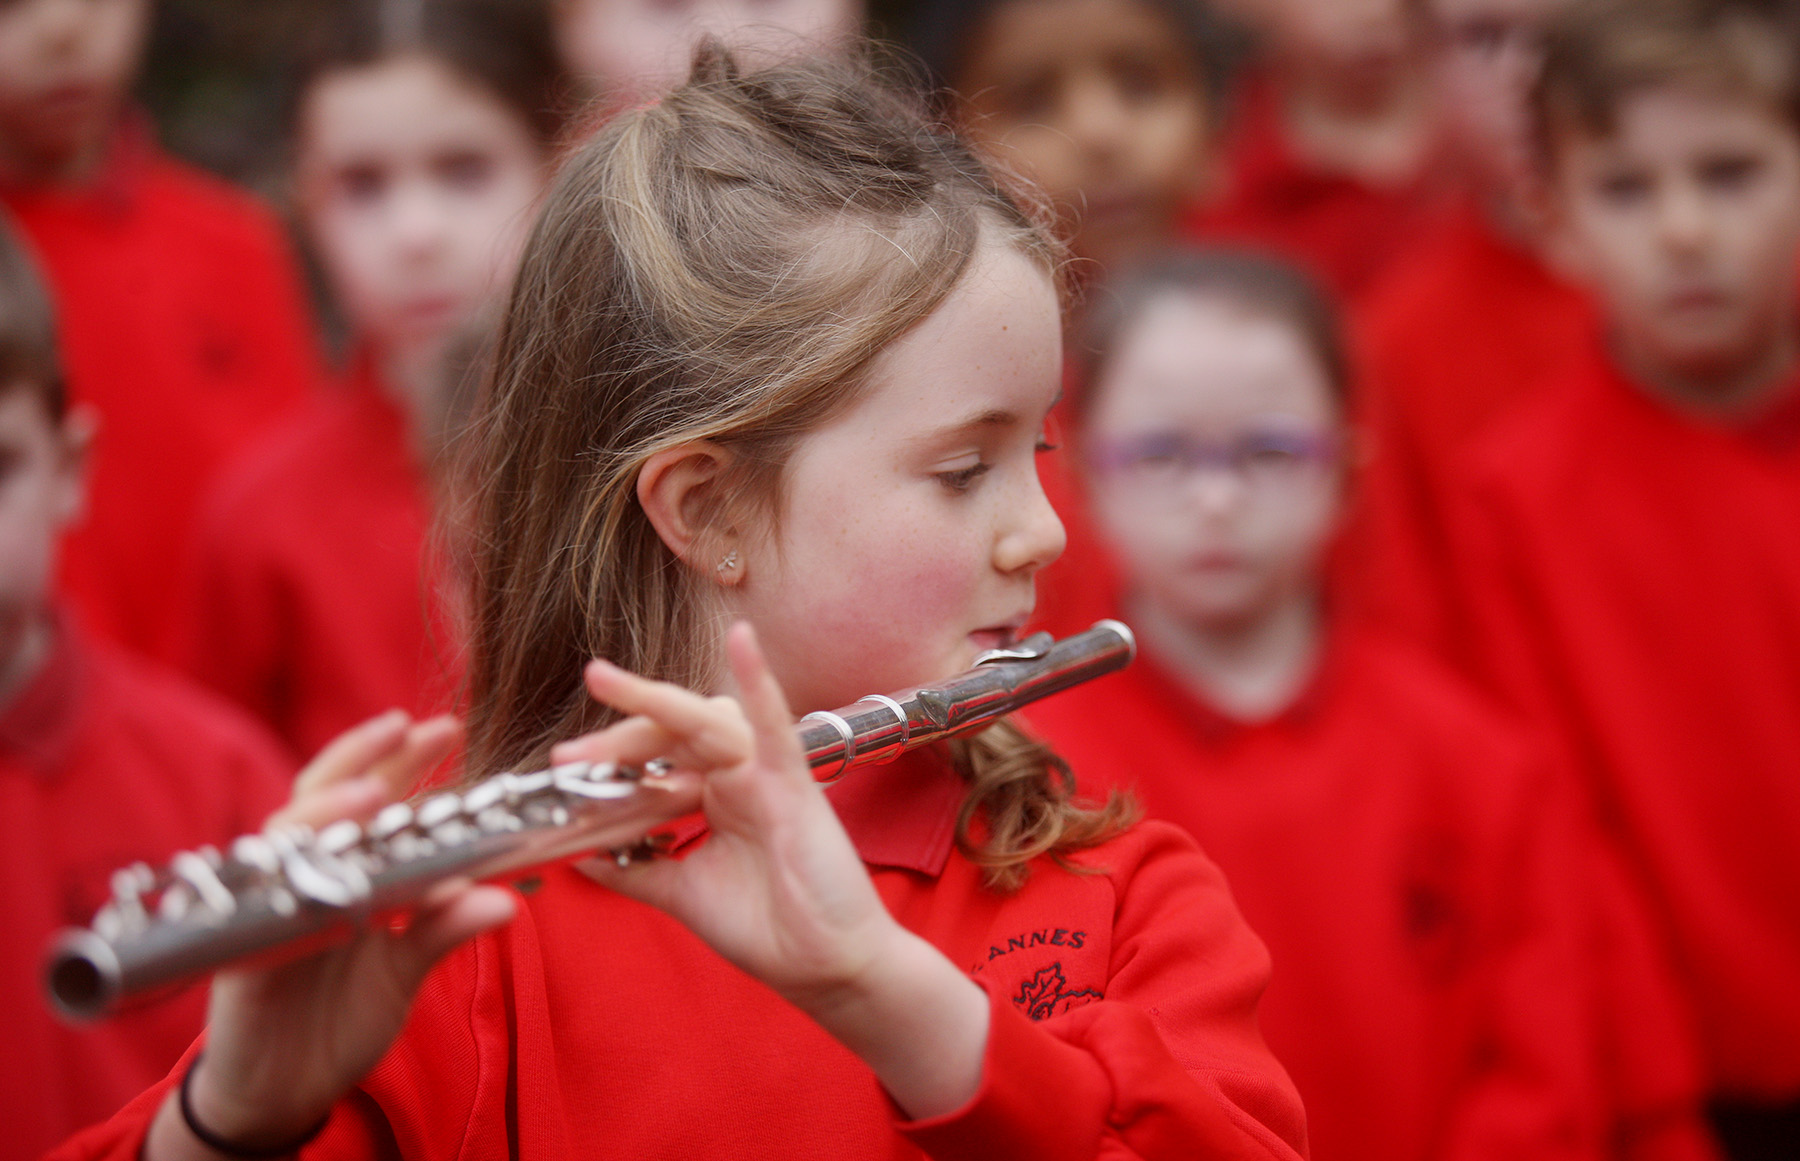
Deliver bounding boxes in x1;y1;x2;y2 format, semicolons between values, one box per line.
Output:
1;125;321;658
173;355;459;757
53;746;1309;1161
1025;621;1716;1161
1447;340;1800;1101
1183;76;1459;304
1348;205;1594;654
0;614;293;1161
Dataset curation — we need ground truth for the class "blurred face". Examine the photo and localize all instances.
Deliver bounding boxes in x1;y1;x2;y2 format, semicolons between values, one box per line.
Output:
1550;87;1800;392
1082;294;1342;630
0;0;149;178
729;240;1067;715
957;0;1215;272
552;0;862;108
298;55;548;366
1258;0;1418;83
1429;0;1564;191
0;387;83;673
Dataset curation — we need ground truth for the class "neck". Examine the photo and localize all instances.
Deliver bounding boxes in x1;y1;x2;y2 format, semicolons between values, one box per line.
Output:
378;343;444;460
0;127;114;190
0;611;54;714
1128;587;1325;724
1618;320;1800;419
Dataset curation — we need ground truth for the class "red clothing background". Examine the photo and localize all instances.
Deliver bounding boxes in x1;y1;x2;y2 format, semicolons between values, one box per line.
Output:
174;357;458;756
55;750;1309;1161
1;125;321;658
1027;623;1716;1161
1348;205;1593;653
0;615;293;1161
1446;341;1800;1101
1184;77;1459;304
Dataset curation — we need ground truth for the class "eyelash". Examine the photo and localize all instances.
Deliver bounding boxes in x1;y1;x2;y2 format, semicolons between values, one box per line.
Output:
936;462;992;493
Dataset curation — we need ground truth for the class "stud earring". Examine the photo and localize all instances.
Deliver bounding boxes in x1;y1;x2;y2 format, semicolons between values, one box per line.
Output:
716;550;740;576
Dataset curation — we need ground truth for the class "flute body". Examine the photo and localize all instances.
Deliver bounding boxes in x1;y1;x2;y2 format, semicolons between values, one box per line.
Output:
45;621;1134;1022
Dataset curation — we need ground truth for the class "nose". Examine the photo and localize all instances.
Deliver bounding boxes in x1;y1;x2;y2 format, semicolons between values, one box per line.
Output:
1064;72;1131;162
1184;464;1248;517
1656;181;1713;256
388;179;452;262
995;471;1067;576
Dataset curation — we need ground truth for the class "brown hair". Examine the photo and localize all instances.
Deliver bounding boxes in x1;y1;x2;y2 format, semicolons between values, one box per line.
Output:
459;46;1133;890
0;215;63;420
1532;0;1800;164
292;0;571;146
1074;246;1349;421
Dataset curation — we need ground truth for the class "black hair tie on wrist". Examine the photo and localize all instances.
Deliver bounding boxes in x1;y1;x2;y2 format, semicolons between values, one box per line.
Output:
178;1054;331;1159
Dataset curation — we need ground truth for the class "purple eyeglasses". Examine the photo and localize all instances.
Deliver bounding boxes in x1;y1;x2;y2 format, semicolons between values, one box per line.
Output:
1085;428;1340;489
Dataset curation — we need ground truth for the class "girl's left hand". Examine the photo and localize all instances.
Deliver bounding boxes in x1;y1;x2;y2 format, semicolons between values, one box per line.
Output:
550;622;897;1003
550;623;990;1119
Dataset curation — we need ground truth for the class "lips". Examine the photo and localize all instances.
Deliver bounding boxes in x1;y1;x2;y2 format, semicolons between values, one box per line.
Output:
969;619;1029;651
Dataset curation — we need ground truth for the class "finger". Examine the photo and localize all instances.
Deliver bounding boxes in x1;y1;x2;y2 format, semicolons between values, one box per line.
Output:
724;622;808;779
388;883;518;991
289;711;411;803
574;660;752;768
363;715;462;800
550;714;683;769
266;774;389;831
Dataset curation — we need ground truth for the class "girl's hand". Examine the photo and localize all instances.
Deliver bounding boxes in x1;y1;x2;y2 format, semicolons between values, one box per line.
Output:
145;713;518;1159
552;624;990;1119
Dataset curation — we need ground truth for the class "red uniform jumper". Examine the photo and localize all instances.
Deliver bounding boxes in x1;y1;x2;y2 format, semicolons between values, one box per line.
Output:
174;355;458;757
1026;620;1717;1161
1347;204;1594;654
1445;339;1800;1102
55;748;1310;1161
1;125;321;657
0;614;293;1161
1183;76;1459;304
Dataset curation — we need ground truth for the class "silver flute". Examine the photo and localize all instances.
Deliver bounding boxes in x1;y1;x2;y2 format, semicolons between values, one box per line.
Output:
45;621;1134;1022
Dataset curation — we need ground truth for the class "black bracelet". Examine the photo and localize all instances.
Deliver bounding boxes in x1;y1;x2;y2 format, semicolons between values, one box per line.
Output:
178;1054;331;1159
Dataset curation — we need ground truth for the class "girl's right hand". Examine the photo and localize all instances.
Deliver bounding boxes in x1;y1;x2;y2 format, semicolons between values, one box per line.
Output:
144;713;518;1159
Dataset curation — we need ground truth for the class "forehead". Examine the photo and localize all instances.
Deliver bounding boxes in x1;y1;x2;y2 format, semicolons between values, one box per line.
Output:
1089;295;1335;429
1562;84;1798;161
300;55;531;160
960;0;1199;82
1429;0;1562;25
808;241;1061;446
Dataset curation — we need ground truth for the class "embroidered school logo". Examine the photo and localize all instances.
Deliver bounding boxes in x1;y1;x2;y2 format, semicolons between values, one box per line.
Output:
1012;962;1103;1022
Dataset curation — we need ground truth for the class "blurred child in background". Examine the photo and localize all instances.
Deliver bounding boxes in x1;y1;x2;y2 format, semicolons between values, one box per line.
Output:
913;0;1233;278
551;0;863;113
1350;0;1594;655
172;0;565;759
1445;1;1800;1154
1030;249;1719;1161
1189;0;1459;301
0;0;321;659
0;218;293;1161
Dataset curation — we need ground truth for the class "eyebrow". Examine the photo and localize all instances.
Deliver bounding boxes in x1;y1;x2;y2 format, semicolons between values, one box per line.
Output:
910;408;1021;450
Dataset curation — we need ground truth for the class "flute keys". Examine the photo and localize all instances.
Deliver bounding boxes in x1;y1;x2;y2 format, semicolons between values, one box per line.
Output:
369;802;416;841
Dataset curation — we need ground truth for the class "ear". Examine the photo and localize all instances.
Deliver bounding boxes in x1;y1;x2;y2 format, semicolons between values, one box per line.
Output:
52;404;96;530
636;440;739;575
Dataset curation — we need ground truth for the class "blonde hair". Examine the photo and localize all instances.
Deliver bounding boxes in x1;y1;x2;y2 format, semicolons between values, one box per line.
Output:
460;47;1133;890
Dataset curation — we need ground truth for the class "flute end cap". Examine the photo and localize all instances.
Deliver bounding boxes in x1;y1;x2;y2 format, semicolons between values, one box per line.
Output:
44;928;121;1023
1092;618;1137;663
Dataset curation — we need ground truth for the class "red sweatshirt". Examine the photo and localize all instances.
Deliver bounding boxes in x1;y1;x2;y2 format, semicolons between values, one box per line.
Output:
1348;205;1594;654
1025;621;1716;1161
174;355;458;757
52;747;1309;1161
1183;76;1459;304
1445;339;1800;1101
1;124;321;658
0;614;293;1161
